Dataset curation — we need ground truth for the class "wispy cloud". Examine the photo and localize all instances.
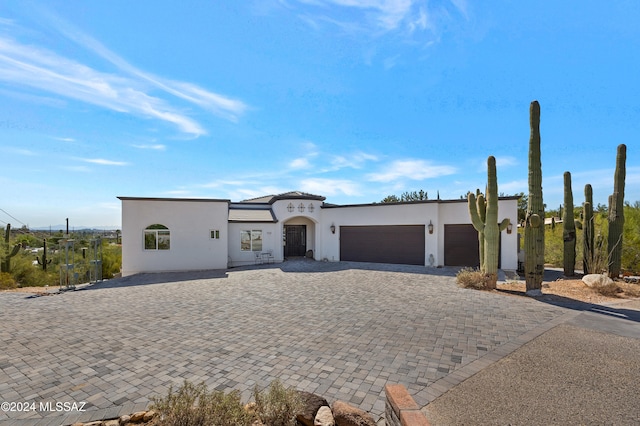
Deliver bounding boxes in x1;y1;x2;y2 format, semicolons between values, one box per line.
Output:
292;0;468;37
132;144;166;151
367;159;456;182
300;177;361;196
0;14;248;136
80;158;129;166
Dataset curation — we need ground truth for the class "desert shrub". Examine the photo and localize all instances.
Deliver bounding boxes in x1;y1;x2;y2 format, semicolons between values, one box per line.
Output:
150;380;253;426
456;267;492;290
593;282;623;297
10;252;58;287
0;272;16;290
253;379;303;426
101;243;122;279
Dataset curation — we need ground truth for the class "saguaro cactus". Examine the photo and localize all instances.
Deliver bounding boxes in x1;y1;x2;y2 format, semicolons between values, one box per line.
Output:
1;224;21;273
468;189;487;272
563;172;576;276
36;239;53;271
608;144;626;278
524;101;545;295
583;184;594;274
468;156;510;289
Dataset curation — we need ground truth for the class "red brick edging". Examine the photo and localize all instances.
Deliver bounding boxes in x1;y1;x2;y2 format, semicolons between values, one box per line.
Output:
385;384;431;426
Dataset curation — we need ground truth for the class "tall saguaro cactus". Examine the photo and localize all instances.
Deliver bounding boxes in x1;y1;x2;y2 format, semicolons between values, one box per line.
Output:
1;224;21;273
524;101;544;295
468;156;510;289
607;144;626;278
563;172;576;276
583;184;594;274
36;239;53;271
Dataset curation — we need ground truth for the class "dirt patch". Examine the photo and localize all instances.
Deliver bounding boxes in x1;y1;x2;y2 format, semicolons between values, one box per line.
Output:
0;286;58;295
497;278;640;304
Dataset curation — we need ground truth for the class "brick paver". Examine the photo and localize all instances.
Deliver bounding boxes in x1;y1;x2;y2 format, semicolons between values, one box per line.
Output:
0;261;569;425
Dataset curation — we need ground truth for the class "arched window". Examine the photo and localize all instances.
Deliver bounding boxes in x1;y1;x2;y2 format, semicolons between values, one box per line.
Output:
144;224;170;250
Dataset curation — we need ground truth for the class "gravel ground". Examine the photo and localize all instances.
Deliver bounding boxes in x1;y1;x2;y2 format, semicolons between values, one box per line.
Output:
423;323;640;425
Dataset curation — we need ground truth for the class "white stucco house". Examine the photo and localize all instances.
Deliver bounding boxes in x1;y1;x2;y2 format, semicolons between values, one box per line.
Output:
118;191;519;276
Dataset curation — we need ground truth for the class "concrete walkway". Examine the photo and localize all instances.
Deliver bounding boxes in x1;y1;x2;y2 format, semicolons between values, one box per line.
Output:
0;260;635;425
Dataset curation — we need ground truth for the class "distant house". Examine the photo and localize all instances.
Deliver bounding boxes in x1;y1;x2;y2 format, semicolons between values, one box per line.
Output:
118;191;518;276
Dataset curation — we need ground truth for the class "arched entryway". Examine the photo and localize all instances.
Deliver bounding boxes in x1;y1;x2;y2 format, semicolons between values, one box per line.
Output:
283;216;316;259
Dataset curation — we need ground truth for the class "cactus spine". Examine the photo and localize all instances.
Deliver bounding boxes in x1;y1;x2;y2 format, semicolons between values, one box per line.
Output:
607;144;626;278
1;224;21;273
583;184;594;274
468;156;510;289
524;101;545;295
562;172;576;276
36;239;52;271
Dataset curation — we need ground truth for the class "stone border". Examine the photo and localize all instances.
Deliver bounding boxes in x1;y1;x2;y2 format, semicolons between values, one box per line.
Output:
385;384;430;426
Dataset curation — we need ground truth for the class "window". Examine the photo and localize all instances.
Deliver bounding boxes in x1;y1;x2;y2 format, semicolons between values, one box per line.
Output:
210;230;220;239
241;230;262;251
144;224;170;250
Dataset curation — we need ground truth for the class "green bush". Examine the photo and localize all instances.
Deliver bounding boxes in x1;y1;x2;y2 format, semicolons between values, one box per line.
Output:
151;379;303;426
253;379;303;426
0;272;16;290
456;267;493;290
151;381;253;426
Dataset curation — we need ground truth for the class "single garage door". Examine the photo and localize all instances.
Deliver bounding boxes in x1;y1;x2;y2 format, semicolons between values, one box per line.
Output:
340;225;425;265
444;224;500;267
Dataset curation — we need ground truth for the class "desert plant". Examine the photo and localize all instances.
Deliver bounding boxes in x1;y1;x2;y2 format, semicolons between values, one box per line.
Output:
524;101;545;295
583;184;595;273
608;144;626;278
151;380;253;426
468;156;510;289
0;272;16;290
253;379;303;426
563;172;576;276
1;224;21;273
593;282;623;297
456;267;493;290
36;239;52;271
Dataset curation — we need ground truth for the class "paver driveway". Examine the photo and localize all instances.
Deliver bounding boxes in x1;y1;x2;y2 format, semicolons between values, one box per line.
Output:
0;260;570;425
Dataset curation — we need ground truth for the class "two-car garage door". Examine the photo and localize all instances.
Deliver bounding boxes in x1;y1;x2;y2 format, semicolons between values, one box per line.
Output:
340;225;425;266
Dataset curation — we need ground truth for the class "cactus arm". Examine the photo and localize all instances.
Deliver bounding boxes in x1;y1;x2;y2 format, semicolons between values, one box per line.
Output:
499;218;510;231
468;192;485;233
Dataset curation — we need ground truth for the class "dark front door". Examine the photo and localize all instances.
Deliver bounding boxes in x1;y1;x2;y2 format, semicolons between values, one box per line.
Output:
285;225;306;257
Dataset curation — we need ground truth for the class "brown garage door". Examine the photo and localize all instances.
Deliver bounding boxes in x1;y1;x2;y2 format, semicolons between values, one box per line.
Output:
444;224;500;267
340;225;425;265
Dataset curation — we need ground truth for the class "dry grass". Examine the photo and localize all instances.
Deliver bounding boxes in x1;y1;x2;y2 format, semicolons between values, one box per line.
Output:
498;278;640;304
456;268;493;290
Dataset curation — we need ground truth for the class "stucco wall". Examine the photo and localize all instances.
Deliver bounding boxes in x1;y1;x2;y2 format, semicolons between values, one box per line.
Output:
320;199;518;270
228;222;279;266
319;202;439;265
120;198;229;276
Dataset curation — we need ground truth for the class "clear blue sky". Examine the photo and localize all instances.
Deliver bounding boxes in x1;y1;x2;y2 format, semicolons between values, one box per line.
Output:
1;1;639;228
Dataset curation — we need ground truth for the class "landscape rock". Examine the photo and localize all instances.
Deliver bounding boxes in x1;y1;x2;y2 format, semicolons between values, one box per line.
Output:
119;414;131;425
331;400;376;426
582;274;613;288
142;410;156;422
104;420;120;426
130;411;147;422
296;391;329;426
314;405;335;426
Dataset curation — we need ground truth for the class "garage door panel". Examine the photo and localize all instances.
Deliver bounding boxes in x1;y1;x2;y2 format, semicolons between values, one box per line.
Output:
444;224;500;267
340;225;425;266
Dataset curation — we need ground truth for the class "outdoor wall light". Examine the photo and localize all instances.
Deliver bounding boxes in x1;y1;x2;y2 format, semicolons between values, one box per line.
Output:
428;220;434;234
330;224;336;234
507;221;513;234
